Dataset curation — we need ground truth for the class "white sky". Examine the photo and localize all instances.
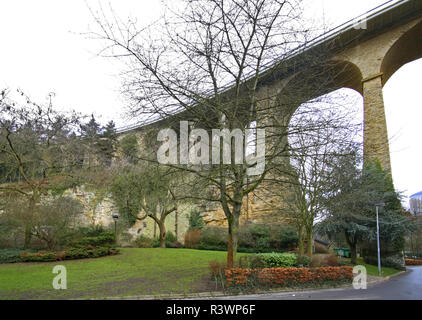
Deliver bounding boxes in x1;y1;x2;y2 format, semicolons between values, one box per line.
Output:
0;0;420;204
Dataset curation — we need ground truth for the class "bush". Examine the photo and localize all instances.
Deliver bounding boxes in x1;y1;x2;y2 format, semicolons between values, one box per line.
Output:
76;225;109;237
19;246;120;262
168;241;184;248
238;255;266;269
151;232;182;248
199;224;298;253
188;210;205;231
70;233;115;247
225;266;353;288
197;243;226;251
134;235;155;248
296;255;311;267
364;255;405;270
165;231;177;243
405;259;422;266
20;251;57;262
184;229;201;249
209;260;227;279
256;237;270;251
0;249;36;264
277;226;298;250
256;253;297;268
310;254;338;267
200;227;227;247
337;257;352;266
314;242;329;254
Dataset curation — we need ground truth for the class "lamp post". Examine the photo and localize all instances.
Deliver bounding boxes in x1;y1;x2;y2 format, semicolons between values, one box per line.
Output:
112;213;119;243
375;203;385;276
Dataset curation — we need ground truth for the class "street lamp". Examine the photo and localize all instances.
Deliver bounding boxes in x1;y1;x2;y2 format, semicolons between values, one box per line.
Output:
375;203;385;276
112;213;119;241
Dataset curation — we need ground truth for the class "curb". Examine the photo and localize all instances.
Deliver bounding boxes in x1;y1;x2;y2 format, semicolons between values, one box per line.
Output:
96;269;409;300
97;283;356;300
383;269;409;280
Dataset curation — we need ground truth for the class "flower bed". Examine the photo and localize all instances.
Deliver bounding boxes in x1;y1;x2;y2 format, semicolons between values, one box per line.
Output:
405;259;422;266
225;266;353;287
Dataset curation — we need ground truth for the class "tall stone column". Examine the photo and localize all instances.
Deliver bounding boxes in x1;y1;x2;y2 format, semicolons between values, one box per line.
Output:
362;73;391;172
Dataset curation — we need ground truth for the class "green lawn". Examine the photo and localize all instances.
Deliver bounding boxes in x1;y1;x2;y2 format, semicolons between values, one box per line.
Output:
0;249;404;299
0;248;242;300
355;258;402;277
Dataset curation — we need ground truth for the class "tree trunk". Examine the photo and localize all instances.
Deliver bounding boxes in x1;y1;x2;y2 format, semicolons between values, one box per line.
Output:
175;209;178;240
227;213;240;268
158;221;166;248
350;242;358;265
345;233;358;265
154;222;157;238
306;228;313;256
23;224;32;249
24;196;36;249
297;226;304;256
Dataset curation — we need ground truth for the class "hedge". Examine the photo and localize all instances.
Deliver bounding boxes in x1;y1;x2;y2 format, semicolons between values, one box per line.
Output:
256;253;297;268
70;233;115;247
198;224;298;253
405;259;422;266
19;246;119;262
225;266;353;287
0;249;37;264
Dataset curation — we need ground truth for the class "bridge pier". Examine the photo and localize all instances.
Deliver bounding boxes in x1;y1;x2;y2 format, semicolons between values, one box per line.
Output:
362;73;391;172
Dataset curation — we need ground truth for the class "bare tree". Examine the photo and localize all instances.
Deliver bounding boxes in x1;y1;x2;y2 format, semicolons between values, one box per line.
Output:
89;0;359;266
110;163;183;248
0;89;83;248
278;96;362;256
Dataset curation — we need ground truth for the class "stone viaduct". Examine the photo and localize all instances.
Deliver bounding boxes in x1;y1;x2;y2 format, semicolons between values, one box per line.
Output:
120;0;422;173
109;0;422;234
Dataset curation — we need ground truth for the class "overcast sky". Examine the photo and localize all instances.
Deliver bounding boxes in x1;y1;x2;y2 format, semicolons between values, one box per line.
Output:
0;0;420;205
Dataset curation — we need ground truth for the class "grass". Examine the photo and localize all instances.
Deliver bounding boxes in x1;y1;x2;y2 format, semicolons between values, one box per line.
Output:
0;248;404;299
0;248;247;300
355;257;402;277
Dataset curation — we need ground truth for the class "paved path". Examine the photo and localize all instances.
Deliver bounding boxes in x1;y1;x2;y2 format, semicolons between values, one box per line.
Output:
207;267;422;300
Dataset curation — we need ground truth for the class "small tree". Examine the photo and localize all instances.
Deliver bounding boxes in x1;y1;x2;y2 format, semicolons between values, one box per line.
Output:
110;163;182;248
119;134;139;165
317;155;414;264
32;197;83;250
276;96;361;256
0;89;83;248
188;209;205;231
98;120;118;166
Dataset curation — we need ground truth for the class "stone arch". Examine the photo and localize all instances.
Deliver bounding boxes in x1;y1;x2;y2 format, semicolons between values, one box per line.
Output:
275;59;363;123
381;19;422;86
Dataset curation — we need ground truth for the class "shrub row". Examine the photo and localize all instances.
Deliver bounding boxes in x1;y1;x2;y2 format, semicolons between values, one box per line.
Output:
225;266;353;287
70;233;115;247
187;224;298;253
405;259;422;266
133;232;183;248
238;253;336;269
256;253;297;268
197;244;278;253
0;232;120;263
363;255;405;270
19;246;119;262
0;249;37;263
